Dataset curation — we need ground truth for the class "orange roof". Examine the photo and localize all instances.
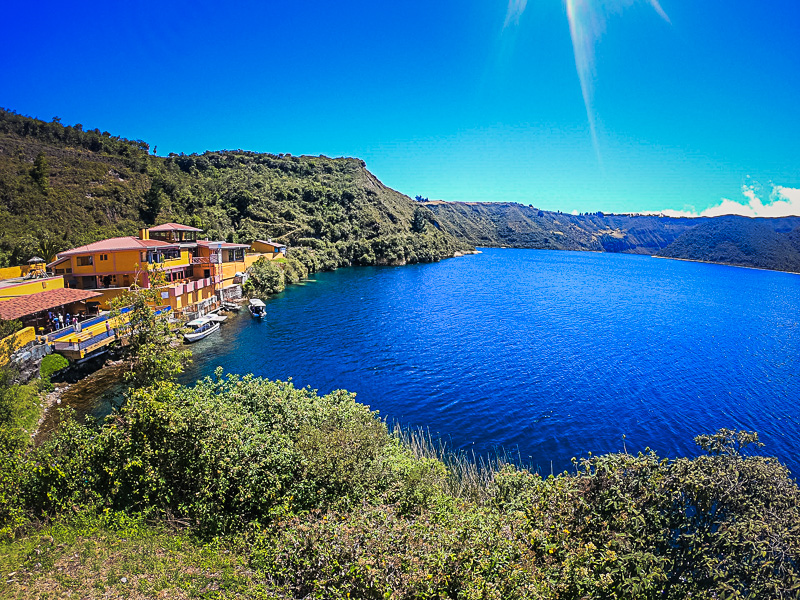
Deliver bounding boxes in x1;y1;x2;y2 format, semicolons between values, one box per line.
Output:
149;222;203;232
0;288;102;320
55;236;176;258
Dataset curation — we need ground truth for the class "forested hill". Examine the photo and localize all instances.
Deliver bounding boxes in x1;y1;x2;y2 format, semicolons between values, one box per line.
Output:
656;216;800;273
424;200;800;273
0;108;466;269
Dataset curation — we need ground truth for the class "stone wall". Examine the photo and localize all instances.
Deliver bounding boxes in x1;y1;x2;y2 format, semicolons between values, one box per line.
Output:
9;341;52;383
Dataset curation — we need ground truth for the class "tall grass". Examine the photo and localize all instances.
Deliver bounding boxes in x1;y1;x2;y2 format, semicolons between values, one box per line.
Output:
392;425;516;503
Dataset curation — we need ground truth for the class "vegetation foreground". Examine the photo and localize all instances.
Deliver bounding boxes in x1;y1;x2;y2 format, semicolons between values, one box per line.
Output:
1;362;799;598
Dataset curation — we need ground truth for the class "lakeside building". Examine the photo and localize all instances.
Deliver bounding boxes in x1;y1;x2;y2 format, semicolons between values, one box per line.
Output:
0;224;285;364
47;223;266;316
0;275;101;330
251;239;287;257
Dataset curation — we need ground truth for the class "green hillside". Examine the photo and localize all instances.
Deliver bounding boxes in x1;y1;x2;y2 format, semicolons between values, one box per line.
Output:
656;217;800;272
4;107;799;275
423;201;699;253
0;108;466;269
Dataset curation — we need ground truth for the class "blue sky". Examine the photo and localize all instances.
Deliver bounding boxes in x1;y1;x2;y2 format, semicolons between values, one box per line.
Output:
2;1;799;215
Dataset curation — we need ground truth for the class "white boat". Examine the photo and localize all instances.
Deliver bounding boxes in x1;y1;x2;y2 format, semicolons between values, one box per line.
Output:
248;298;266;319
184;316;220;342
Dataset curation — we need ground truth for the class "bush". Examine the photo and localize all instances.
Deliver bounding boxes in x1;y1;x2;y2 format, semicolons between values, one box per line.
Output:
245;258;285;296
22;373;438;535
38;354;69;392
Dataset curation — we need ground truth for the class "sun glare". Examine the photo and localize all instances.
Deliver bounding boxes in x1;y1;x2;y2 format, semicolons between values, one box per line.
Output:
508;0;670;161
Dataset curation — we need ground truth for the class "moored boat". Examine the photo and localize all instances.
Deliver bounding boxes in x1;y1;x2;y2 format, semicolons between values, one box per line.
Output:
248;298;266;319
184;316;220;342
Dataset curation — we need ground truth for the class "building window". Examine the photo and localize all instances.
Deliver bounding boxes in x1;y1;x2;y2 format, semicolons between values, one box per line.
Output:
77;256;93;266
99;254;109;261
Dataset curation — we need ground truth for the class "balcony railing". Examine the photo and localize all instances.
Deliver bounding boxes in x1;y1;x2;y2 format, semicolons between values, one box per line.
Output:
191;255;220;264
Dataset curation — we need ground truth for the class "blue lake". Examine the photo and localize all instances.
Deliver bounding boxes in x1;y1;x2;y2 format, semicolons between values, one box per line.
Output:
179;248;800;475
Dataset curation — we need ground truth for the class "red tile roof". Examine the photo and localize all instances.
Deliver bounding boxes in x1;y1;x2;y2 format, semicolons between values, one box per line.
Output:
55;236;175;258
149;223;204;232
0;288;102;320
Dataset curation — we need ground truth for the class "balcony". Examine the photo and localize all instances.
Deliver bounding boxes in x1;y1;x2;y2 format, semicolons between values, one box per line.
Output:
164;276;221;298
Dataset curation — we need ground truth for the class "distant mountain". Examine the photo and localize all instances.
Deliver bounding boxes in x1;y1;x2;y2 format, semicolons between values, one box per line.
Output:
423;201;700;254
0;108;465;269
424;201;800;273
656;217;800;273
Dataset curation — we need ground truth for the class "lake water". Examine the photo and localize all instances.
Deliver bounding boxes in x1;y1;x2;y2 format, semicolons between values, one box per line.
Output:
178;249;800;475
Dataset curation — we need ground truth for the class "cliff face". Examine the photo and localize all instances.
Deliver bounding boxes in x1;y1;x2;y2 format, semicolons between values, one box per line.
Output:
424;201;800;273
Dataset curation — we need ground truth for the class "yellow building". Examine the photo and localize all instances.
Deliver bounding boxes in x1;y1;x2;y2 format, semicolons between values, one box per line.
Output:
48;223;264;316
250;239;287;258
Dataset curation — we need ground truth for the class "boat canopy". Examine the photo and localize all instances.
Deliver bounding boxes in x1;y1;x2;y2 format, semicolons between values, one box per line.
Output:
186;316;212;327
249;298;266;308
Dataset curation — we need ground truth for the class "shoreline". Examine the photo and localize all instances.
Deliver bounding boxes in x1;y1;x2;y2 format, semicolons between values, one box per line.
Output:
473;244;800;276
33;360;128;445
651;254;800;276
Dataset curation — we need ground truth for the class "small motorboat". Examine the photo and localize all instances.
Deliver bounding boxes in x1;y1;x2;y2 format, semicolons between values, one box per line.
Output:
184;316;220;342
248;298;266;319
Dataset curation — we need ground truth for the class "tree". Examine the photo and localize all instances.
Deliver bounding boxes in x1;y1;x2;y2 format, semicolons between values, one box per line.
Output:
30;152;49;192
144;183;166;225
109;266;191;387
244;258;285;296
36;234;64;264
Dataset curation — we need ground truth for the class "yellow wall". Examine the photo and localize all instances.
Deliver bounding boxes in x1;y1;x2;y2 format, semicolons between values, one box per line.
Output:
245;253;273;267
161;249;191;269
90;288;126;310
251;241;287;254
0;327;36;365
0;276;65;300
220;263;240;280
0;265;31;281
113;250;146;273
69;249;147;276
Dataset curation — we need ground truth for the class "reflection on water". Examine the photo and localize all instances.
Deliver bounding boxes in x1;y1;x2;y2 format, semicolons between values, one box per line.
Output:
35;363;128;444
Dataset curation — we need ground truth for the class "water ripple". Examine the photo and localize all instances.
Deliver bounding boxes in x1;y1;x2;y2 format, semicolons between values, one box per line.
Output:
180;249;800;475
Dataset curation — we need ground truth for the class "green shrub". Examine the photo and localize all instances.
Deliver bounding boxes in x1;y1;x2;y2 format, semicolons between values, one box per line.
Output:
10;360;800;600
38;354;69;392
246;258;285;296
23;373;440;535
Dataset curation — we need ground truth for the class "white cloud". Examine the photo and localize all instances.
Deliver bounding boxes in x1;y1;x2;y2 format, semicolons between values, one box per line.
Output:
646;184;800;218
504;0;528;27
571;209;579;215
